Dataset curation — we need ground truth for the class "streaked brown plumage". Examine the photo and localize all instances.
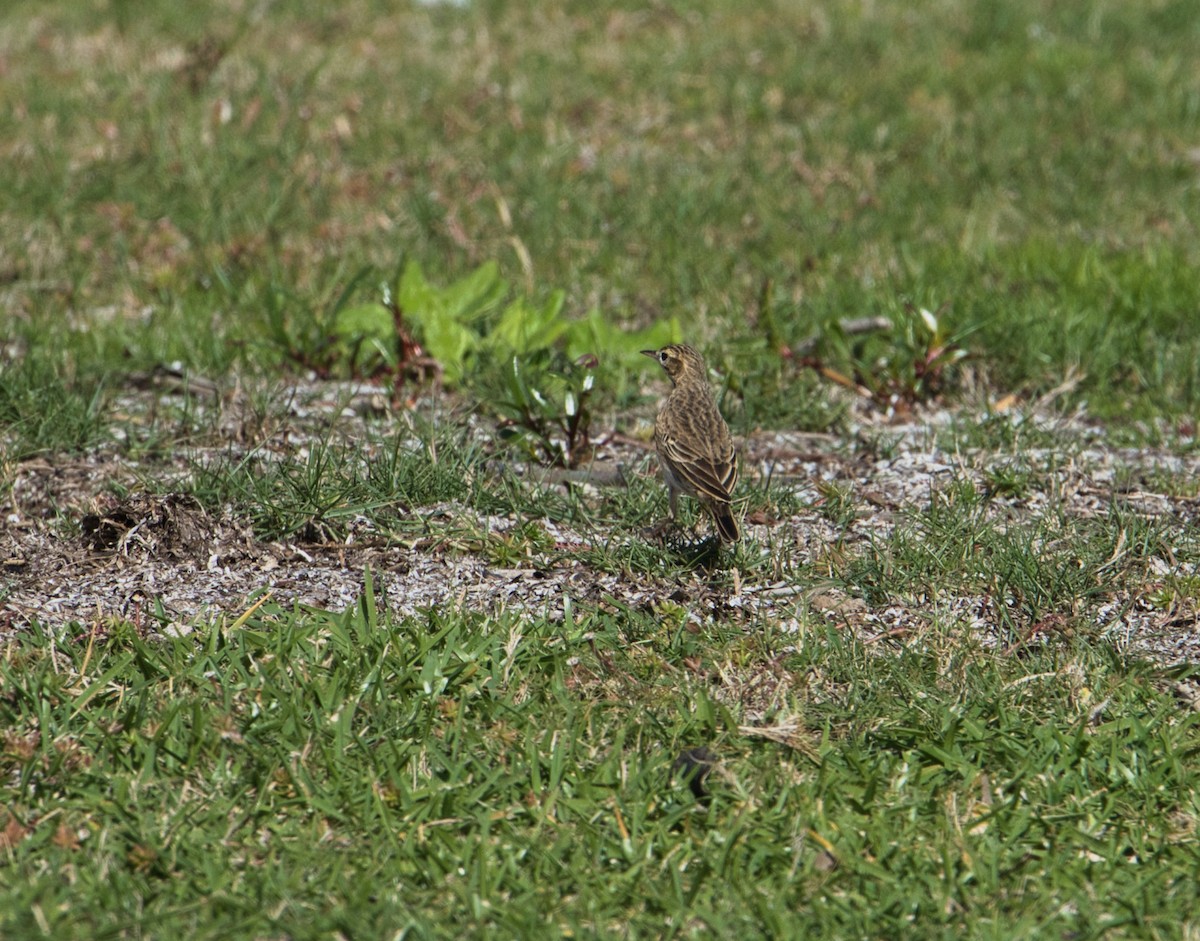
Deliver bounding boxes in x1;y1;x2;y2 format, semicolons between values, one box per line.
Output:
642;344;739;543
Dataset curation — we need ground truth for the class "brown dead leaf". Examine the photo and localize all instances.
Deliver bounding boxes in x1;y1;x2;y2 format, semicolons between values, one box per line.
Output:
52;823;81;851
0;813;31;850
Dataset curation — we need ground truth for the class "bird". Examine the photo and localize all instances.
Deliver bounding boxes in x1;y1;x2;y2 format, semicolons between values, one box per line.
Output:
641;344;739;543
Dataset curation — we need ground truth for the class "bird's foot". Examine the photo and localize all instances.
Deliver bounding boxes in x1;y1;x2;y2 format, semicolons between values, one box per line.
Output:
642;518;677;542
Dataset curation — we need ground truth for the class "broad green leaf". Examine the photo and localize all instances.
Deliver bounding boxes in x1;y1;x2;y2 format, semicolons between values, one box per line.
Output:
440;261;507;323
396;260;435;318
420;316;476;384
330;302;397;370
565;310;681;366
487;292;569;354
332;303;393;343
400;260;506;329
391;260;510;383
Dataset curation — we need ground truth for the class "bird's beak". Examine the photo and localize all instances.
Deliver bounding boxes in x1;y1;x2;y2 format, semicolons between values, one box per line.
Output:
640;349;658;359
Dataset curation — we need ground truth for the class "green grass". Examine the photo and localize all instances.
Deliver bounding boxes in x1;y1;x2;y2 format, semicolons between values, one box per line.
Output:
3;594;1198;939
0;352;111;459
179;420;484;541
5;0;1200;938
849;479;1195;630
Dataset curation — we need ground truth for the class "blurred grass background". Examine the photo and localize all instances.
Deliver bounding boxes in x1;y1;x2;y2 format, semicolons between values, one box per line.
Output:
2;0;1198;426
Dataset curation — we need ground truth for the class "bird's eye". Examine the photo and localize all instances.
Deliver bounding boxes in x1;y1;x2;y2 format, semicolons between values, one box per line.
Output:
659;351;669;363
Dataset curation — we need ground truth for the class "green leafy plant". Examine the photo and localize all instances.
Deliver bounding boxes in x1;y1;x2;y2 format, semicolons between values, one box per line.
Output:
324;261;679;393
320;260;682;466
483;291;572;357
324;261;506;387
495;352;598;467
798;304;972;409
392;260;508;385
897;304;973;401
484;304;680;467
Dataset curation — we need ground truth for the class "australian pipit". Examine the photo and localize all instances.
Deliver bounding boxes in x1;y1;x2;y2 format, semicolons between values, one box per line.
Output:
642;344;739;543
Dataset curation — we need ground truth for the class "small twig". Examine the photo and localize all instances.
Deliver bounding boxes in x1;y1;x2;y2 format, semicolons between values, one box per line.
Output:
863;626;910;644
487;461;629;488
791;316;892;357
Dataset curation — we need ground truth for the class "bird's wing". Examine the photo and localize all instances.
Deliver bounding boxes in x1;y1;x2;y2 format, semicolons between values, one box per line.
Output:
660;431;737;502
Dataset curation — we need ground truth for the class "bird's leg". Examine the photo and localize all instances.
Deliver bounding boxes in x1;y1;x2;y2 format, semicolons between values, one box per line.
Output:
645;485;681;541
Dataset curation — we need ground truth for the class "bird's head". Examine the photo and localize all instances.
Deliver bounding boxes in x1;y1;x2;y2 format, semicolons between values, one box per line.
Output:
641;344;706;386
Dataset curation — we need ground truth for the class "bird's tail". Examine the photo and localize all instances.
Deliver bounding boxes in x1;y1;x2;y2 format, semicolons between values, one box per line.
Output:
713;504;739;543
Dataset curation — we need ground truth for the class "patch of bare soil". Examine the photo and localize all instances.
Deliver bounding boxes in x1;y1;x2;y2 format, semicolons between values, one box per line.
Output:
2;380;1199;666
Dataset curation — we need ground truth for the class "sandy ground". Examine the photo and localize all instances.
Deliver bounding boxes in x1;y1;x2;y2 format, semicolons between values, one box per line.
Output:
3;379;1199;664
